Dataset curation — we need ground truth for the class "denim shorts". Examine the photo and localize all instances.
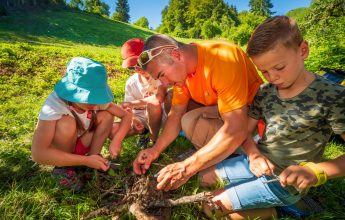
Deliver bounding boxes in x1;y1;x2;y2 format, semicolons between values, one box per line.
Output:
216;154;301;211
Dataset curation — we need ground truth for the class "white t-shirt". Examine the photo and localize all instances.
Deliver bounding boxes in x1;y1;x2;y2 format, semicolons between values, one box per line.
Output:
124;73;161;102
39;92;109;136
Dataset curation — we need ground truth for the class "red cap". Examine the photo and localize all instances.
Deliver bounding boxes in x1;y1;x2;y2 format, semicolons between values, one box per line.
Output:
121;38;144;68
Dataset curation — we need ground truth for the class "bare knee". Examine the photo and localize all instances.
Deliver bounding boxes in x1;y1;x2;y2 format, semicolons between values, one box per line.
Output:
203;189;232;218
147;101;162;115
199;165;219;187
96;110;114;124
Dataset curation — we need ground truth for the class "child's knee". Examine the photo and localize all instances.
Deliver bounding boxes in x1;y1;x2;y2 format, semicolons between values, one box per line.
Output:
202;189;232;218
199;165;219;187
147;101;162;115
96;110;114;125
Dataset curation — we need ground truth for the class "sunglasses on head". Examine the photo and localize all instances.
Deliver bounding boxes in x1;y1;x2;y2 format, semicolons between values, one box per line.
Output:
137;45;177;67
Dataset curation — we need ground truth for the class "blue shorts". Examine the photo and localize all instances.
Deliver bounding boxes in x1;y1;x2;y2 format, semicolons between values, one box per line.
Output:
216;155;301;211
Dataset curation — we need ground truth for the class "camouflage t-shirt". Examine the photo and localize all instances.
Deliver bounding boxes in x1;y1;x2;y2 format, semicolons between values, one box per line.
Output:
249;75;345;174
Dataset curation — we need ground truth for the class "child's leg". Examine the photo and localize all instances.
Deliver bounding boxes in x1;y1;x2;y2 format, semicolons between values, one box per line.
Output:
202;190;276;219
52;115;78;153
200;155;300;219
146;99;163;141
87;111;114;155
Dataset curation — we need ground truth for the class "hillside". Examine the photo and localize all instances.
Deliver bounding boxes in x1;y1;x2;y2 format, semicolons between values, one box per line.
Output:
0;9;154;46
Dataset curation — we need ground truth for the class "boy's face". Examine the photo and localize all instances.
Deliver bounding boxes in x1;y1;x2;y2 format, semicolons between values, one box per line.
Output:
251;41;309;90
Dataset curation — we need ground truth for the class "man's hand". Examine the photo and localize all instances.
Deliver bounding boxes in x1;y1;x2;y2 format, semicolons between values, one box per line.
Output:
133;148;160;174
156;161;193;191
279;165;318;190
248;152;275;177
86;154;110;171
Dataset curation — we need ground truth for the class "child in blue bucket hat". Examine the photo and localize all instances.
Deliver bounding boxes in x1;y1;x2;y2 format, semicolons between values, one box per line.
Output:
31;57;132;191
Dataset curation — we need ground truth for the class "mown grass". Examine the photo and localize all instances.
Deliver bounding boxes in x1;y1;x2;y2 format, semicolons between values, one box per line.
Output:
0;9;344;220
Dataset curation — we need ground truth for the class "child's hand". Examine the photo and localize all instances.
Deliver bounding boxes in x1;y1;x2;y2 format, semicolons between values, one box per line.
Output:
279;165;317;190
86;154;109;171
248;152;275;177
109;139;122;159
133;148;160;175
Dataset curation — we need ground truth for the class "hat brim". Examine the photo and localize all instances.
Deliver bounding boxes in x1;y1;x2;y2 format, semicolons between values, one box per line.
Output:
122;56;139;68
54;78;114;105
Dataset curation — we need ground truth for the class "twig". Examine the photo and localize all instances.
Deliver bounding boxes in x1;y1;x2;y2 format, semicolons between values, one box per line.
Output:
149;191;213;207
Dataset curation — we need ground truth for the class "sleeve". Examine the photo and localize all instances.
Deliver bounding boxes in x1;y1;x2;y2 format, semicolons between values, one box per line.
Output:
327;89;345;135
171;84;190;106
248;87;264;120
215;47;253;113
38;93;71;120
124;79;138;102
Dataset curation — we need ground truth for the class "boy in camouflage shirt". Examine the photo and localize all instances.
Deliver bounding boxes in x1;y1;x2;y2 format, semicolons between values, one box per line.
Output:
200;16;345;219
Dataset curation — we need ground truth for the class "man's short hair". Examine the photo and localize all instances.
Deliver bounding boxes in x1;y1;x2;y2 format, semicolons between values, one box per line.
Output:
247;16;303;57
141;34;183;70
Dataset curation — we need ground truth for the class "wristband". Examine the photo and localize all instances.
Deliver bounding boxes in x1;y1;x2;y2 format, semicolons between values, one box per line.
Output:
300;162;327;186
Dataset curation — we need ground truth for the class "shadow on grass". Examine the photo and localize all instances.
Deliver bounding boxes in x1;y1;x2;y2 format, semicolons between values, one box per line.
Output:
0;9;154;47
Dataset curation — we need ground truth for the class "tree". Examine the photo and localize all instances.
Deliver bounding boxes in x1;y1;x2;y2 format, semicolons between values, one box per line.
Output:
84;0;109;17
249;0;274;17
112;0;130;23
69;0;84;9
133;16;149;29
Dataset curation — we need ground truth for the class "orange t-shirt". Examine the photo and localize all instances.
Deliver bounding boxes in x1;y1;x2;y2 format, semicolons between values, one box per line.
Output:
172;40;263;113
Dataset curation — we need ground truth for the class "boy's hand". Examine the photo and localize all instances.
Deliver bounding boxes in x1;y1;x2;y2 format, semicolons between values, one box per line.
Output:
248;152;275;177
133;148;160;175
279;165;318;190
86;154;109;171
109;139;122;159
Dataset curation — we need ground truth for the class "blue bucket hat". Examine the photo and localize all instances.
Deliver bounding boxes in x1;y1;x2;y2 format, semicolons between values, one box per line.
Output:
54;57;114;104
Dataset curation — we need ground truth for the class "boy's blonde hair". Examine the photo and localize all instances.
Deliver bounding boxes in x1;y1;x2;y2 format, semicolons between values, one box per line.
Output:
247;16;303;57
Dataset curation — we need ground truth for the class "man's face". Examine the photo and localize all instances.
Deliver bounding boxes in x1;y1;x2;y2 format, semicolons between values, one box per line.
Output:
145;50;187;87
251;42;309;90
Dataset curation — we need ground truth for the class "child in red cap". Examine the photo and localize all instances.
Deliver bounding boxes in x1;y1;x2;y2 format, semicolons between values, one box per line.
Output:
121;38;171;148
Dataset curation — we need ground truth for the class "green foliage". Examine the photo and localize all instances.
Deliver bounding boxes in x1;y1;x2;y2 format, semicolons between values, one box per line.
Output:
133;16;149;29
288;0;345;72
158;0;238;39
200;20;220;39
84;0;110;17
228;11;266;46
68;0;84;9
249;0;274;17
112;0;130;23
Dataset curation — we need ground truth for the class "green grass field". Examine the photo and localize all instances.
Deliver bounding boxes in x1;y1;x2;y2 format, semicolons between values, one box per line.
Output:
0;9;344;219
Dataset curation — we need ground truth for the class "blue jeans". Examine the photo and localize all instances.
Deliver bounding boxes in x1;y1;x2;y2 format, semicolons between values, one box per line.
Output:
216;155;301;211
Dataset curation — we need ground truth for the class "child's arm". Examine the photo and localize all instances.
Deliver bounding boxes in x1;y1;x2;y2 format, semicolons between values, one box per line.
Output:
122;85;167;109
242;117;275;177
31;120;109;170
106;103;133;159
280;134;345;190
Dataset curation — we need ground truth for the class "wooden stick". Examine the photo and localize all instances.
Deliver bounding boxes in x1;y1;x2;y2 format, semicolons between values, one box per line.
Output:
149;191;213;208
129;202;159;220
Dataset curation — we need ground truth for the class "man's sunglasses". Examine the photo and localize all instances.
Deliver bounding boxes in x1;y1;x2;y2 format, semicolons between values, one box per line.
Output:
137;45;177;67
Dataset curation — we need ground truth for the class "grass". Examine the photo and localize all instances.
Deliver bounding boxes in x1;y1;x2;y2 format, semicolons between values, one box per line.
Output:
0;8;344;220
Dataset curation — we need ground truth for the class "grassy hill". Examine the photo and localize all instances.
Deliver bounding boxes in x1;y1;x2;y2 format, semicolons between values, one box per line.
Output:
0;9;344;220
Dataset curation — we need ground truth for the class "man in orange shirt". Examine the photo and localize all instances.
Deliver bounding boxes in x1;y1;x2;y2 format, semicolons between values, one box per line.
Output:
133;34;262;191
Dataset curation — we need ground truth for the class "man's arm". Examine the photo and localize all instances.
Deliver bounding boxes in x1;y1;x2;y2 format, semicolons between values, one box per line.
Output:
133;102;188;174
183;106;248;174
156;106;248;191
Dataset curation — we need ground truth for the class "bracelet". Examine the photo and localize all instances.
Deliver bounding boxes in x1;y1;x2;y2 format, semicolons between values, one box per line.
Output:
300;162;328;186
